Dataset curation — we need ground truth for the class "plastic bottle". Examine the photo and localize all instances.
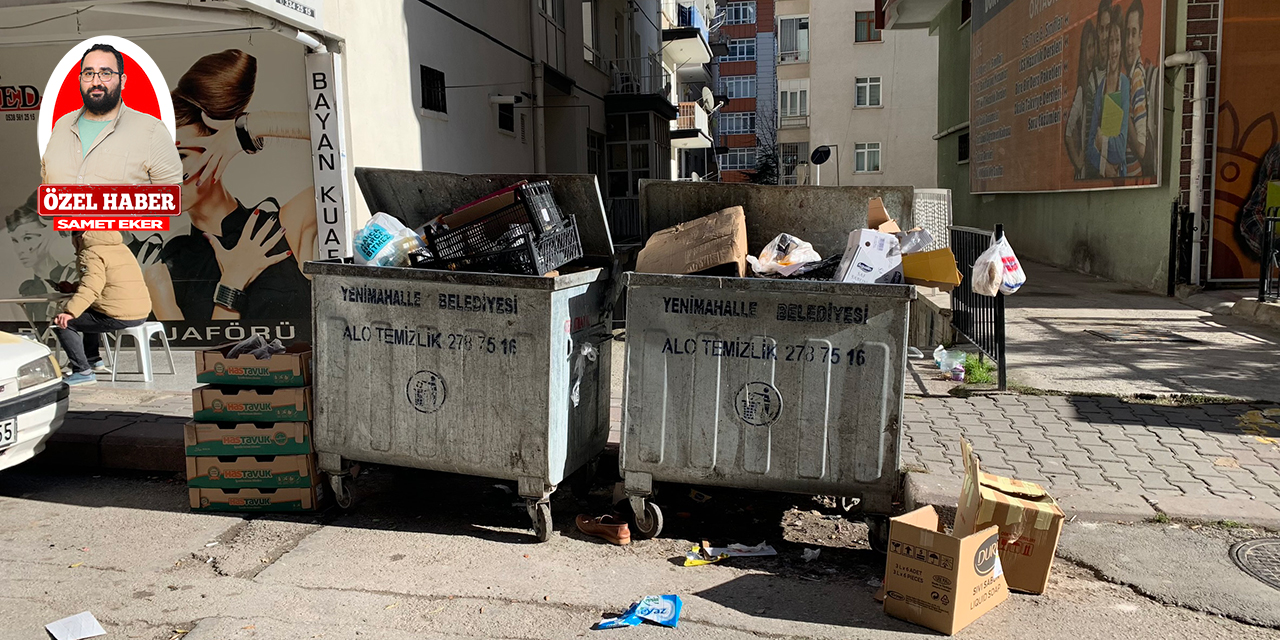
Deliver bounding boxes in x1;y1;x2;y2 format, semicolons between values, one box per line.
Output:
354;213;426;267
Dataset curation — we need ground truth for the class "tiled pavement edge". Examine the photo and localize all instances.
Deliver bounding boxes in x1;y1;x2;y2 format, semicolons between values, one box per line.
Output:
903;394;1280;528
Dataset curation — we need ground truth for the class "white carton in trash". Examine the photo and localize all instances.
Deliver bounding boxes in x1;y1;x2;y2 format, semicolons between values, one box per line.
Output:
835;229;903;285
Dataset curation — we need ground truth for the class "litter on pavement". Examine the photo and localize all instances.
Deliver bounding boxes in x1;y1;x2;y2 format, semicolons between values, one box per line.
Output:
802;548;821;562
45;611;106;640
683;541;777;566
594;595;683;630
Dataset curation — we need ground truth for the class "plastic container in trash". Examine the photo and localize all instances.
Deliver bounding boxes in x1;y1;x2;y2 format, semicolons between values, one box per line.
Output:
305;169;619;541
619;181;916;550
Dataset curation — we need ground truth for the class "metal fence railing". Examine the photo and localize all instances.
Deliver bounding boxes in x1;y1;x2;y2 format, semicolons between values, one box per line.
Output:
949;224;1007;391
1261;217;1280;303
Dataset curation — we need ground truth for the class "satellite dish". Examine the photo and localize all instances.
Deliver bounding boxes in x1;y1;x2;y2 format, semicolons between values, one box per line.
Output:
811;145;832;165
700;86;715;112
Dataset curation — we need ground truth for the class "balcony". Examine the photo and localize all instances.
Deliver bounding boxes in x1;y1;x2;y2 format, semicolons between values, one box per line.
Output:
779;49;810;64
779;115;810;129
605;55;678;120
662;0;714;66
882;0;949;29
671;102;712;149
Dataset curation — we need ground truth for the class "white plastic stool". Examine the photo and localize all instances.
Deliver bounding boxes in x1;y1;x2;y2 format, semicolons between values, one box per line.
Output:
109;321;175;382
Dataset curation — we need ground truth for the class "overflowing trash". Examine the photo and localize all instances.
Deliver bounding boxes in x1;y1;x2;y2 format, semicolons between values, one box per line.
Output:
933;345;966;372
747;233;822;276
595;595;683;630
683;541;777;566
349;180;583;276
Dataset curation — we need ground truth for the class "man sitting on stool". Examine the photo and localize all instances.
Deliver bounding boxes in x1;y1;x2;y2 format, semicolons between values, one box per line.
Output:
53;231;152;386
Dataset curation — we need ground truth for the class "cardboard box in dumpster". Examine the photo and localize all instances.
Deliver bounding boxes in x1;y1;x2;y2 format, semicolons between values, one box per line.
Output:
189;486;321;512
192;386;311;422
835;229;904;285
184;421;312;457
883;505;1009;635
441;180;526;229
902;248;963;291
955;439;1065;594
867;197;902;234
635;206;748;277
195;343;312;387
186;454;317;489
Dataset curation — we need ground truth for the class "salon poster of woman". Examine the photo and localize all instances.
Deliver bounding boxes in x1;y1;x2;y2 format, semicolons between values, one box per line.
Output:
969;0;1165;193
0;34;315;347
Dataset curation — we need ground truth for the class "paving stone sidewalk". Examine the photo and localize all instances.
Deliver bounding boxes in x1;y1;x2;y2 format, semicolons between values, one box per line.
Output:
41;389;192;472
903;394;1280;528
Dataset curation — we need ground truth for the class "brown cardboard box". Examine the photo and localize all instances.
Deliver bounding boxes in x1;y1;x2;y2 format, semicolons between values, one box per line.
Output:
955;439;1065;594
635;206;748;277
189;486;321;512
191;386;311;422
195;342;312;387
883;506;1009;635
902;248;963;291
183;421;312;457
441;181;526;229
186;454;317;489
867;197;902;234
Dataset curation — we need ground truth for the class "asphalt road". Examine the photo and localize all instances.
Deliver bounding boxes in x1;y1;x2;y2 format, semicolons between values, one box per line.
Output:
1;465;1278;640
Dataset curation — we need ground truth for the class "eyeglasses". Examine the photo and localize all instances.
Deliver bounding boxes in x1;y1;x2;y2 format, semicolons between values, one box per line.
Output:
80;69;119;82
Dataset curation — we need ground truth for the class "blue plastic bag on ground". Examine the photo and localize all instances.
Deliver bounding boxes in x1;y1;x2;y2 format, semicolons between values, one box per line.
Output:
594;595;683;630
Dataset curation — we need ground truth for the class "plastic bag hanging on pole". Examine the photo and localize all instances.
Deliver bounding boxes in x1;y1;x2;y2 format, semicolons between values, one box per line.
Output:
995;236;1025;295
971;240;1003;297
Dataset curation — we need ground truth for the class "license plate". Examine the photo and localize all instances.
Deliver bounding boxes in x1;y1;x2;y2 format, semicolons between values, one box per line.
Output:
0;418;14;450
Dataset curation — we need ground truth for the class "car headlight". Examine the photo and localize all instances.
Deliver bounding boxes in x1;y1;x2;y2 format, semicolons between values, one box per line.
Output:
18;355;60;389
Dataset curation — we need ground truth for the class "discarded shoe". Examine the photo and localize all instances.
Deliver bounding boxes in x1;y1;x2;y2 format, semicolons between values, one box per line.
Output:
576;514;631;545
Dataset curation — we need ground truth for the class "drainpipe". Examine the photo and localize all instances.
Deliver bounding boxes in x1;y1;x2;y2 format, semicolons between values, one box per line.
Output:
529;1;547;173
1164;51;1208;286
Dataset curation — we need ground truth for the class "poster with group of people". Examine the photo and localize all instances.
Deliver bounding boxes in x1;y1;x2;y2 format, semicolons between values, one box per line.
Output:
969;0;1165;193
0;34;315;347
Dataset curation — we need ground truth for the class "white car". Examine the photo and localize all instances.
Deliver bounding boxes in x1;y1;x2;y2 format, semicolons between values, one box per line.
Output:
0;332;69;471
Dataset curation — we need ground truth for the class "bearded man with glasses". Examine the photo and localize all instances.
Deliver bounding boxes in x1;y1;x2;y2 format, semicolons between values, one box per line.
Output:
41;43;181;186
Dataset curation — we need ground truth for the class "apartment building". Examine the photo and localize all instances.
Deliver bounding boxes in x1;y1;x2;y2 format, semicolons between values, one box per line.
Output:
774;0;938;186
713;0;777;182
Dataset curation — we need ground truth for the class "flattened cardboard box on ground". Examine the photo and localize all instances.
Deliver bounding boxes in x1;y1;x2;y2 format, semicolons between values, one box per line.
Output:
184;421;312;457
955;439;1065;594
882;506;1009;635
192;385;311;422
186;454;317;489
902;248;963;291
189;485;322;512
635;205;748;277
195;342;312;387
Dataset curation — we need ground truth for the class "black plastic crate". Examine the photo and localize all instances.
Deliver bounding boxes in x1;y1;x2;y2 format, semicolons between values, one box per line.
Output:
415;217;583;276
425;181;565;261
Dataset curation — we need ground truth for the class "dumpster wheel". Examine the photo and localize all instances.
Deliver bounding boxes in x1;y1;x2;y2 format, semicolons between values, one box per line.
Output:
330;474;355;510
630;500;664;540
530;501;553;542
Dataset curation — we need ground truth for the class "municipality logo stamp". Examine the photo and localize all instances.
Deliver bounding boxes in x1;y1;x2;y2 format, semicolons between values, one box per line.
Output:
735;382;782;427
406;370;447;414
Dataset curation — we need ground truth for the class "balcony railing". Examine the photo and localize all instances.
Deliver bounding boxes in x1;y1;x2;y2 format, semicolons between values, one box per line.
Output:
663;0;711;38
779;49;810;63
675;101;709;131
606;55;672;97
779;115;810;129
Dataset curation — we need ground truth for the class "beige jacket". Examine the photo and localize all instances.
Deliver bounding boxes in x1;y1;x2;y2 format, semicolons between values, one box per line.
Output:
41;105;182;185
64;231;152;321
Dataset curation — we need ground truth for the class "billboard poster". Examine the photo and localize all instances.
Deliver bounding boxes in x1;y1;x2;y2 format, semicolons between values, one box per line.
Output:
1209;1;1280;281
1;33;314;347
970;0;1165;193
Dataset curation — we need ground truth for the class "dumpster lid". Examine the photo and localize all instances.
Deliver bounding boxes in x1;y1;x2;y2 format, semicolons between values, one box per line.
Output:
355;169;615;259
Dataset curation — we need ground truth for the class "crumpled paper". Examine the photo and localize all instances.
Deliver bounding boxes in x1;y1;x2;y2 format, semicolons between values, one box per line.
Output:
684;541;777;567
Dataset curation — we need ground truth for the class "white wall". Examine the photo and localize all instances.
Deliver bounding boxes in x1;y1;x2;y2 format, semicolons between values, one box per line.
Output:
809;0;937;188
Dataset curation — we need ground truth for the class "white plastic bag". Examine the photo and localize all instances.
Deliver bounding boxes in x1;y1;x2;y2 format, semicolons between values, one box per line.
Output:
995;237;1026;295
353;212;425;267
747;233;822;276
970;241;1003;297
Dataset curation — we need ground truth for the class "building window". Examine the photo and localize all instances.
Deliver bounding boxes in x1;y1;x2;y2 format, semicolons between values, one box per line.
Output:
958;132;970;163
720;112;756;134
583;0;601;67
606;113;669;198
961;0;972;25
855;76;882;107
779;16;810;63
420;65;447;113
779;79;809;117
855;11;882;42
498;102;515;133
718;147;757;170
721;75;757;99
780;141;809;185
723;38;756;62
725;1;756;25
540;0;565;25
855;142;881;172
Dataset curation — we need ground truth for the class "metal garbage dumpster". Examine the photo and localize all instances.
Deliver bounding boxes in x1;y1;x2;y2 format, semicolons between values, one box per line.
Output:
620;181;916;549
305;170;617;541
